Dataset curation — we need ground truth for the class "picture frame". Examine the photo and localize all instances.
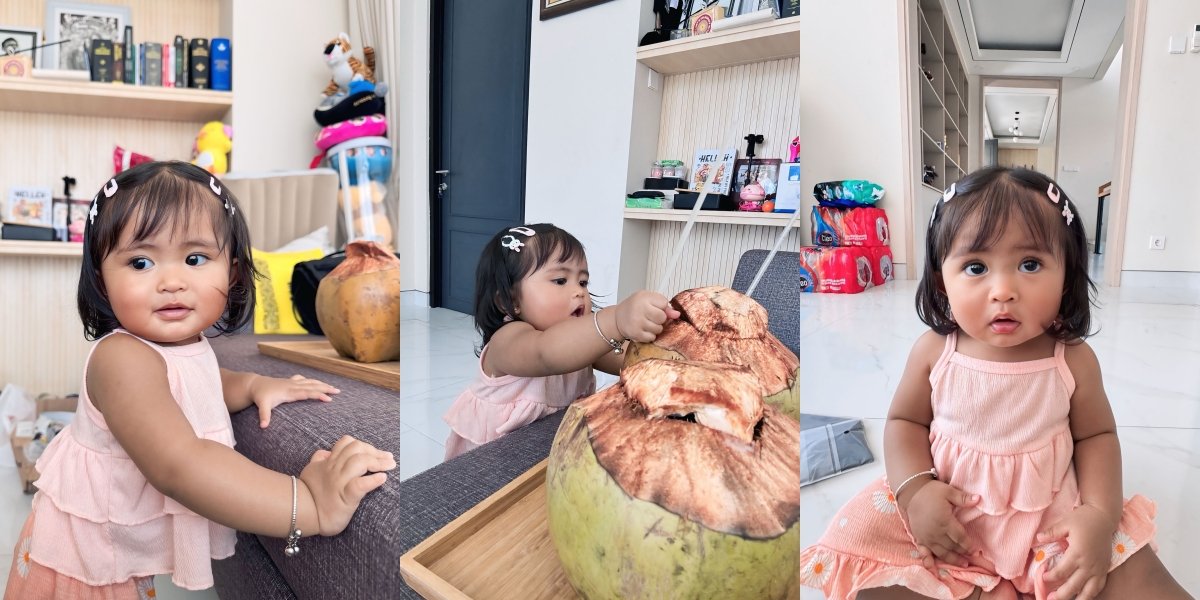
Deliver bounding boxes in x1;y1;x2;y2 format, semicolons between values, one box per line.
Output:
0;26;41;69
5;186;55;227
539;0;617;21
730;158;782;200
43;1;129;72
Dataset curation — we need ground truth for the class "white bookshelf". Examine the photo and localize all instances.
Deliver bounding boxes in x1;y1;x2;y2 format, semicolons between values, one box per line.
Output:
916;0;970;191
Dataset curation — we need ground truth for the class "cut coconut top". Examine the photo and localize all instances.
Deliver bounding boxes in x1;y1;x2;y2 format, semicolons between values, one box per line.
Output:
671;286;769;339
632;286;798;395
623;359;763;443
580;360;800;539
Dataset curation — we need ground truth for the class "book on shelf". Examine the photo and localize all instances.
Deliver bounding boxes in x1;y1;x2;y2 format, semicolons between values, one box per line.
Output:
189;38;210;89
4;187;53;227
211;38;231;91
144;42;163;86
123;26;135;84
691;148;737;195
174;36;187;88
165;42;174;87
89;39;115;83
113;43;125;84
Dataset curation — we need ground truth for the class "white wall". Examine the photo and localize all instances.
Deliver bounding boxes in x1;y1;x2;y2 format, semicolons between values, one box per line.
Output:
230;1;348;172
398;0;431;294
1057;50;1122;247
525;0;649;301
1123;1;1200;273
799;0;908;265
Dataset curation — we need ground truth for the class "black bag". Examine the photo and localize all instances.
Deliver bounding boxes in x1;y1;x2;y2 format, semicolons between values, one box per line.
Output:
289;251;346;336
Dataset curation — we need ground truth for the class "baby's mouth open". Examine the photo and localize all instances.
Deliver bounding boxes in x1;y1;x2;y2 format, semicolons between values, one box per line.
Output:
990;317;1020;334
571;306;585;317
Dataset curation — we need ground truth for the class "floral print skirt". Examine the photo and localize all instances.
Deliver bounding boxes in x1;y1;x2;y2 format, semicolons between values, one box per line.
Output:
3;508;158;600
798;475;1158;600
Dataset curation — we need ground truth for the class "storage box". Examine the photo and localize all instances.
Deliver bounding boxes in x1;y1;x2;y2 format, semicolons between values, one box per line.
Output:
801;414;875;486
673;191;735;211
1;222;56;241
11;395;78;494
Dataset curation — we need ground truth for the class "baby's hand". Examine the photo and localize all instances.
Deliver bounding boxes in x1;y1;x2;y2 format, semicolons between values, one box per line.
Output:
1038;504;1118;600
298;435;396;536
614;290;681;343
252;374;339;428
902;480;980;568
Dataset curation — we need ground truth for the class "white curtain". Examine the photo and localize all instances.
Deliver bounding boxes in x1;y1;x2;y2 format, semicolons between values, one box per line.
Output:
349;0;401;247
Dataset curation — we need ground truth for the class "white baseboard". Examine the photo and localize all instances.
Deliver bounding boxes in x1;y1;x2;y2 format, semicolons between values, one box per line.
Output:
402;291;430;307
894;262;909;281
1119;270;1200;289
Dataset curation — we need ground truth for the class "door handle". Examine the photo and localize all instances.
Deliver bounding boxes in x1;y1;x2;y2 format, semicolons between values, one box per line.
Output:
435;170;450;175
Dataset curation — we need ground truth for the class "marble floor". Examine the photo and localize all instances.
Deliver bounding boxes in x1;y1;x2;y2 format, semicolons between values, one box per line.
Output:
799;276;1200;598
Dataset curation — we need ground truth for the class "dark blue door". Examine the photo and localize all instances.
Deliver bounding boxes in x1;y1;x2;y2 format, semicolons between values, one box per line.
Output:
431;0;530;314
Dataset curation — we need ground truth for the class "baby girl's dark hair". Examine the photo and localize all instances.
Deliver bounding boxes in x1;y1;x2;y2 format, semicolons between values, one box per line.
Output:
916;166;1096;342
77;161;258;340
473;223;587;352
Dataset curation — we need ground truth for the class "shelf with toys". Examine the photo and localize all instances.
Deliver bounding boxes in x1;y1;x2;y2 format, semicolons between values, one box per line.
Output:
636;14;800;75
618;13;800;299
0;77;232;122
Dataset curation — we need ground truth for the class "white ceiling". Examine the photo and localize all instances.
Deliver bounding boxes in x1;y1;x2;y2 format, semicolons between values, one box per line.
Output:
983;85;1059;147
944;0;1126;79
943;0;1122;149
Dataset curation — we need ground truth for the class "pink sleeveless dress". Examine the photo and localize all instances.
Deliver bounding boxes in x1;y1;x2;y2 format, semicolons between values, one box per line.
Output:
5;330;237;596
443;344;595;460
799;331;1157;600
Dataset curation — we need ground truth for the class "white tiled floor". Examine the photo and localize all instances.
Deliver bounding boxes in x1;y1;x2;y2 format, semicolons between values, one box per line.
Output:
799;273;1200;598
0;466;217;598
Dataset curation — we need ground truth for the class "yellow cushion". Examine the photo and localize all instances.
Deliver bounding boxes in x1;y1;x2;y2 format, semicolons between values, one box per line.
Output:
251;247;325;334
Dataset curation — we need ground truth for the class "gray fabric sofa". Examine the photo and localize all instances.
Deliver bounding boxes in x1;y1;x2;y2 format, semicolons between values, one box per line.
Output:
209;334;401;599
731;249;799;355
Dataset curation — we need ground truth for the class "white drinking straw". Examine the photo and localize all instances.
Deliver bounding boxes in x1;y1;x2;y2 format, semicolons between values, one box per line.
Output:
745;208;801;297
655;164;716;295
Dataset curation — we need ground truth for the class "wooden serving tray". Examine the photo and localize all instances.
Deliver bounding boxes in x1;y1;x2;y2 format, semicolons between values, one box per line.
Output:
257;340;399;391
400;460;580;600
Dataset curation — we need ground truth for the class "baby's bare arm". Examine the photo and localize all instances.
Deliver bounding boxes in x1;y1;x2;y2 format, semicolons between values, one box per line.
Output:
1064;341;1122;526
885;330;943;508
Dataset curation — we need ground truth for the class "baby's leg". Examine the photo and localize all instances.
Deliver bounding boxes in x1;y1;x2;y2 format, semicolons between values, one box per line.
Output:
1097;547;1192;599
859;586;984;600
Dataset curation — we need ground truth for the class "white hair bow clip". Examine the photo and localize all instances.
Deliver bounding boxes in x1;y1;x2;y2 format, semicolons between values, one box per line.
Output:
210;177;235;216
89;178;119;224
500;226;536;252
500;235;524;252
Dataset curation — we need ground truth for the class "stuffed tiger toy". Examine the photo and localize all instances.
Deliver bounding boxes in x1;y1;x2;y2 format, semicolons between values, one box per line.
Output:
322;32;375;97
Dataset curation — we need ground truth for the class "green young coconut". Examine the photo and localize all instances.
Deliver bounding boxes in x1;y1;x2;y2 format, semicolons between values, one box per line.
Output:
547;359;800;600
625;286;799;420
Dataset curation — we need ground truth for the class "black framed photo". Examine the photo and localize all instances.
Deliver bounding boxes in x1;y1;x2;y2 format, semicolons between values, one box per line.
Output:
43;1;129;72
538;0;617;21
730;158;782;199
0;26;40;69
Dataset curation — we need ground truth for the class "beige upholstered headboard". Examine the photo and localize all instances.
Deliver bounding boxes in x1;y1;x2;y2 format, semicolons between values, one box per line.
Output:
222;169;340;251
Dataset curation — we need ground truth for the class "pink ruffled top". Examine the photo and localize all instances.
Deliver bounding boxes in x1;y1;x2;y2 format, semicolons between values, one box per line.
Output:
928;331;1078;579
30;329;236;590
443;344;596;445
